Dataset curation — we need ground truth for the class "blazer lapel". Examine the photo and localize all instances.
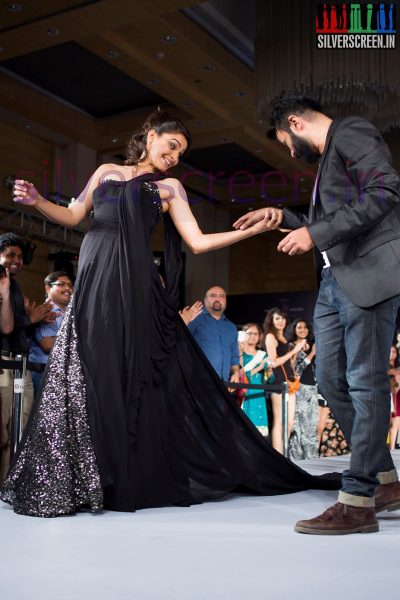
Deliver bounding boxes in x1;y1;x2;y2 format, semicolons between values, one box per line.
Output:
309;118;342;222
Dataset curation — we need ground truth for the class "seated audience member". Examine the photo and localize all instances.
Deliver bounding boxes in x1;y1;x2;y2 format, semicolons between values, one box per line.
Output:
240;322;274;438
188;286;240;386
0;232;56;484
29;271;73;396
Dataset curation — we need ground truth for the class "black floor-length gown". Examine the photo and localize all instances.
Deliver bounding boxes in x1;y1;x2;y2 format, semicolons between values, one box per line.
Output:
1;175;339;517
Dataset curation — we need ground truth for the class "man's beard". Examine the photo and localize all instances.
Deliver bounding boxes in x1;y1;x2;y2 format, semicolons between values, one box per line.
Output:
212;301;222;311
290;132;321;165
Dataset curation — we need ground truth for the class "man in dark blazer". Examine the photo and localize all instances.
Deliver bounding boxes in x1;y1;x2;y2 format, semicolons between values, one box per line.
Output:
234;91;400;535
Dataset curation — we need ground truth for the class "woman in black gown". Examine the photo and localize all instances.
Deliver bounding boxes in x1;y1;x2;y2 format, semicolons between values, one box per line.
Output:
1;111;339;517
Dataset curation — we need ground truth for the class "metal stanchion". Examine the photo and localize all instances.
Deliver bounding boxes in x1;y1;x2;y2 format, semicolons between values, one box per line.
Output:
281;381;289;457
10;354;25;461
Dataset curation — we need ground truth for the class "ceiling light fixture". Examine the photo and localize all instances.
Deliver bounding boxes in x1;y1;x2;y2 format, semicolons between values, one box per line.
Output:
162;35;177;44
7;3;23;12
47;27;59;36
257;1;400;132
107;49;120;58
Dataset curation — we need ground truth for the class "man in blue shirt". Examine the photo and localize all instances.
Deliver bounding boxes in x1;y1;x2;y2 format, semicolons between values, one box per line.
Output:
188;286;240;385
29;271;73;396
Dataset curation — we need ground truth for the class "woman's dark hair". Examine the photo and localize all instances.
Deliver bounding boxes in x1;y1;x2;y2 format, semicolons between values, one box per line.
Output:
263;307;288;338
124;109;191;166
266;91;323;140
0;232;24;254
285;318;314;345
44;271;71;286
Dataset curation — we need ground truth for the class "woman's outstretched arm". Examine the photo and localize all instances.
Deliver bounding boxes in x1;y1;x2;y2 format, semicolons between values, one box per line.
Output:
13;164;111;227
159;178;282;254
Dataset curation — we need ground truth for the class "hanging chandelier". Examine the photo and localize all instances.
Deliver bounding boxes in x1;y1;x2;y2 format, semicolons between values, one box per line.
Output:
256;0;399;132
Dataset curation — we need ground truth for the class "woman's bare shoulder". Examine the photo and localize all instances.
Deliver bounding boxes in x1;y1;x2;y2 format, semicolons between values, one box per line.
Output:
266;333;278;343
155;177;185;203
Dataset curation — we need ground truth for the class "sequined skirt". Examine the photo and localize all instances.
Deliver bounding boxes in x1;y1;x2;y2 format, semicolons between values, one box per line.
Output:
0;300;103;517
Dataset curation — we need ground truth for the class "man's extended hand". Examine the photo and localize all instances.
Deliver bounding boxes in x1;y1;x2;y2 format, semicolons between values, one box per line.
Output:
277;226;314;255
233;207;283;231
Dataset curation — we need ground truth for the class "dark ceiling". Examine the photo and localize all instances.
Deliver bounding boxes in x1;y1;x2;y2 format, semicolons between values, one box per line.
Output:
1;41;166;118
0;0;310;210
187;142;273;177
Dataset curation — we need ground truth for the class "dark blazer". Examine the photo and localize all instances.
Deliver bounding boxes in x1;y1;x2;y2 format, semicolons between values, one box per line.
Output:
281;117;400;308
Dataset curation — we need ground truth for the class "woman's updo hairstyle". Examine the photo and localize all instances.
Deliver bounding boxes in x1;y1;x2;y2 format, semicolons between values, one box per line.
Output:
124;108;191;166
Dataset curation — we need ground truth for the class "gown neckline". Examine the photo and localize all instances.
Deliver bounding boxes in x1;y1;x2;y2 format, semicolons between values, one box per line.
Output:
98;171;163;188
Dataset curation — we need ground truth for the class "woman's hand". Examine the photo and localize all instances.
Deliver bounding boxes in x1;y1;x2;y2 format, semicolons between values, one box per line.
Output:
233;208;283;231
293;339;307;353
13;180;40;206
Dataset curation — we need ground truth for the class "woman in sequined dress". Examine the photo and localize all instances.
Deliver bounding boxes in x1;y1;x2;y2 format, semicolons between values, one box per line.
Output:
285;319;320;460
1;111;339;517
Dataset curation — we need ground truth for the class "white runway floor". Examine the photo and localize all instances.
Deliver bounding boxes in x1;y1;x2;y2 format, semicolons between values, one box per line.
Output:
1;452;400;600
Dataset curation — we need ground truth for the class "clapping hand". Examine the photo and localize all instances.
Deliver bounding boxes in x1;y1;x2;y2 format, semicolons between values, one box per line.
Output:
293;339;308;353
24;297;57;324
0;266;11;294
179;300;203;325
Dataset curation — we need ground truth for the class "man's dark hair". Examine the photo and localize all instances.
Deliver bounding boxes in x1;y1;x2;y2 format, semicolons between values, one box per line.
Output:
44;271;71;286
0;232;25;254
267;91;323;140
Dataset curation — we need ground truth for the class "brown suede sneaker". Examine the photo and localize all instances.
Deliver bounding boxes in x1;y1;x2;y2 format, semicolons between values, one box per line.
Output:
295;502;379;535
375;481;400;513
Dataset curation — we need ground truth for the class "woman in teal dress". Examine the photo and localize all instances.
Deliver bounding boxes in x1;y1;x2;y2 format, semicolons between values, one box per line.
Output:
240;323;274;437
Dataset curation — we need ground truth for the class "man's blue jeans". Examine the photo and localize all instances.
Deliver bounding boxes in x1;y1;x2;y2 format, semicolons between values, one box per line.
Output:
314;268;399;507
